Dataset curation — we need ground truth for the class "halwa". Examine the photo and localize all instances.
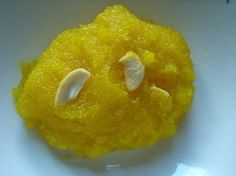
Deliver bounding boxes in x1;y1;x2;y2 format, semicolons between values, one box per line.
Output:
13;5;195;158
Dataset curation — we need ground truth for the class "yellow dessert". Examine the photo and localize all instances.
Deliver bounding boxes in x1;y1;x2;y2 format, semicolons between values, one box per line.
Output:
13;5;195;158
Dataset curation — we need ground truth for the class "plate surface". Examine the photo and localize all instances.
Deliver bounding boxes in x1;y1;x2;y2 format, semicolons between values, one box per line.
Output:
1;0;236;176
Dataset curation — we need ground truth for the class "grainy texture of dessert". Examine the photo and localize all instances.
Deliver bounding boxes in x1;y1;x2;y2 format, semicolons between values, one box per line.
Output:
13;5;195;158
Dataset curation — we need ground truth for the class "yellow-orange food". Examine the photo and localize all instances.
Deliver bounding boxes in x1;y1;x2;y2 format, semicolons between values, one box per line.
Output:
13;5;195;158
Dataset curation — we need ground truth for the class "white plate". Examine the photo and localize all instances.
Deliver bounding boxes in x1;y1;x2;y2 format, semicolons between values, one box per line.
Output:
1;0;236;176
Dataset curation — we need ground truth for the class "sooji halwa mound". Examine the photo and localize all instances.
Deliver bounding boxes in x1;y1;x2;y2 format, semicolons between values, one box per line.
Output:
13;5;195;158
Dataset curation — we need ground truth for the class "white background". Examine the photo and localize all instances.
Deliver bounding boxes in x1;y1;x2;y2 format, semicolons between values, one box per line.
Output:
0;0;236;175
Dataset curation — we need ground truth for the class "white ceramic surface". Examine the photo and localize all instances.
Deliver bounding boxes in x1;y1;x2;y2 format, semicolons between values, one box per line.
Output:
1;0;236;176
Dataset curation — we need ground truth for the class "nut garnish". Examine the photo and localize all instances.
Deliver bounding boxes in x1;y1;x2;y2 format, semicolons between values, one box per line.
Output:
119;51;145;91
55;68;91;105
150;84;170;97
